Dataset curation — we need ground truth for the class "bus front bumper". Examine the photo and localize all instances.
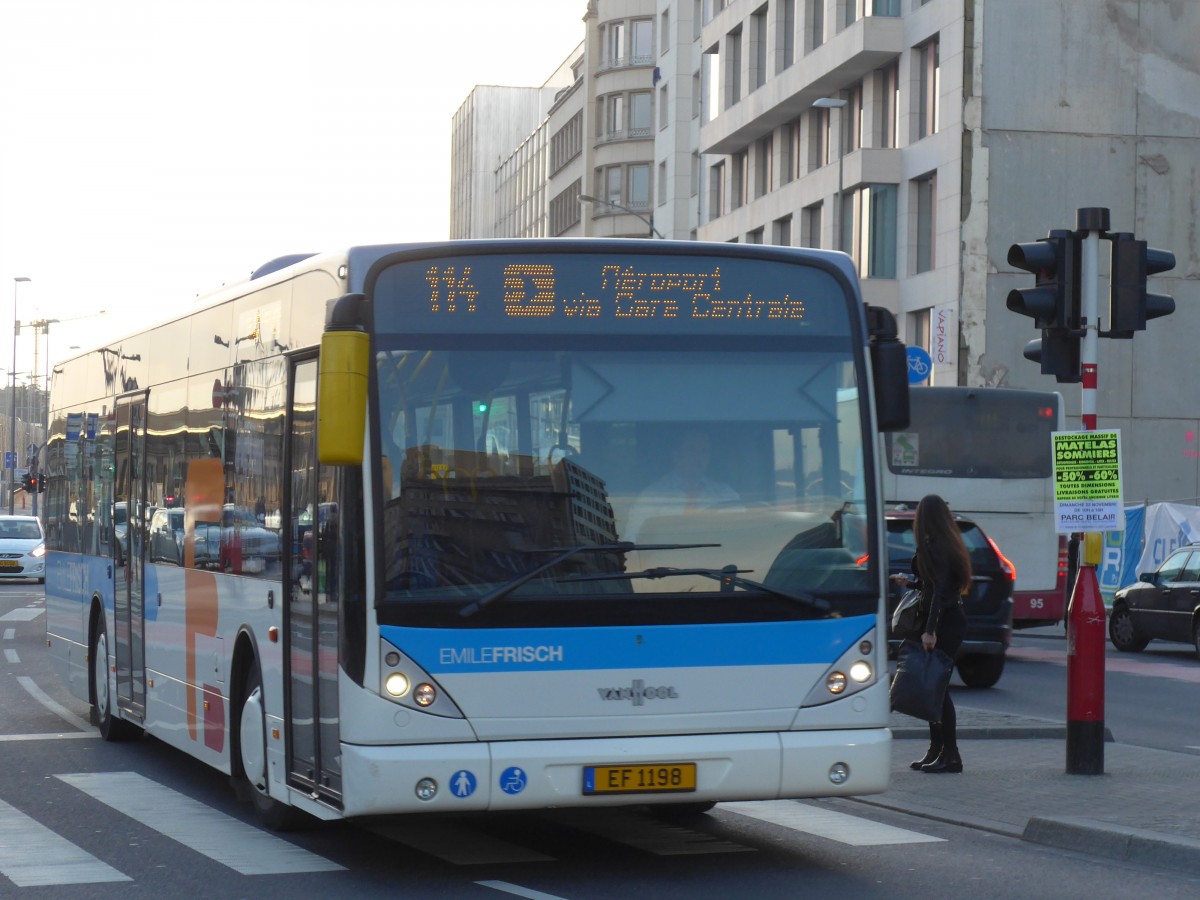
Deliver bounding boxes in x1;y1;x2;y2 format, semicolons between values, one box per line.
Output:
337;728;891;818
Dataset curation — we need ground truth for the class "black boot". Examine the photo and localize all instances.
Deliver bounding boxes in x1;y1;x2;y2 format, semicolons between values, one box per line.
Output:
920;749;963;773
911;724;943;770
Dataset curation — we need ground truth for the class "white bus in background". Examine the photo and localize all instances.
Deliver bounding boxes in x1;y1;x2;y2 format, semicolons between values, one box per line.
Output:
881;386;1069;629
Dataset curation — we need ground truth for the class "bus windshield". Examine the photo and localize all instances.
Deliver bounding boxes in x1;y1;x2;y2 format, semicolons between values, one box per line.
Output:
369;248;878;627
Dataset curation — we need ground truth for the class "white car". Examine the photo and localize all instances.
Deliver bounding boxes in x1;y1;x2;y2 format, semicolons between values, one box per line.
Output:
0;515;46;583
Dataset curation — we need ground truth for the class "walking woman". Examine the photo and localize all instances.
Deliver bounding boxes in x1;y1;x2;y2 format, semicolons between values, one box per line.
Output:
890;494;971;773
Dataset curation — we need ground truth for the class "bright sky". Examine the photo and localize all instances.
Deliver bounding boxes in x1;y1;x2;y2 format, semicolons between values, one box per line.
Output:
0;0;585;380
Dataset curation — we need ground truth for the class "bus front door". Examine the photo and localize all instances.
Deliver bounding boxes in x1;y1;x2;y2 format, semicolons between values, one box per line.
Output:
113;393;147;722
285;358;342;803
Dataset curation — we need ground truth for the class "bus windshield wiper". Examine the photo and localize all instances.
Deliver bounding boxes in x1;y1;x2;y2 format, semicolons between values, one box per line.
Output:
457;542;720;618
567;564;832;614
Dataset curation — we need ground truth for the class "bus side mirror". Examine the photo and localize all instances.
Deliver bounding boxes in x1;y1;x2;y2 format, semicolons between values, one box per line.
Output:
318;293;370;466
866;305;910;432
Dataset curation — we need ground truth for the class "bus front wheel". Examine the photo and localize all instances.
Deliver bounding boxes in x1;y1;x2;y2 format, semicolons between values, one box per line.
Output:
234;661;305;831
90;614;141;742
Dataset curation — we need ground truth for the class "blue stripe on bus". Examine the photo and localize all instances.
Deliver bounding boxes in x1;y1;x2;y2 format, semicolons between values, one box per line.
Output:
380;616;875;674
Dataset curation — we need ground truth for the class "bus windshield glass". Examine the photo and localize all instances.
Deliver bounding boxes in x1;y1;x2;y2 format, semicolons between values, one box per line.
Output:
370;249;875;627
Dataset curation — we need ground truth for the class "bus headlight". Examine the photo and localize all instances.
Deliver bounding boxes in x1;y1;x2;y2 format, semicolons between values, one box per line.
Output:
384;672;410;697
801;628;880;707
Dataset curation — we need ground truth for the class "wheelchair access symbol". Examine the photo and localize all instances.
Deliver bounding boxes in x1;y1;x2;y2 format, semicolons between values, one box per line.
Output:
906;347;932;384
499;766;527;795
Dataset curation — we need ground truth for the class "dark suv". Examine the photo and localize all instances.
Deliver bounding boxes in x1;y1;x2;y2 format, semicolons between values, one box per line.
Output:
885;506;1015;688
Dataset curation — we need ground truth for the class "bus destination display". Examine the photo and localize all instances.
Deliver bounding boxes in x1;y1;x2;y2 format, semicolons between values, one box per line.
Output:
374;253;852;336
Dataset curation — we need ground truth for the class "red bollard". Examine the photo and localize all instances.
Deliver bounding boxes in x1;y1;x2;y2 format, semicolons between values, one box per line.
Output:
1066;558;1105;774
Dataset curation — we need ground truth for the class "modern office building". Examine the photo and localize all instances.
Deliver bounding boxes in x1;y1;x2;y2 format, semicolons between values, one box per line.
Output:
451;0;1197;506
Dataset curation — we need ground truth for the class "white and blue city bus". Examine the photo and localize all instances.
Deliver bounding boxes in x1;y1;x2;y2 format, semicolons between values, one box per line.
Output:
43;240;909;827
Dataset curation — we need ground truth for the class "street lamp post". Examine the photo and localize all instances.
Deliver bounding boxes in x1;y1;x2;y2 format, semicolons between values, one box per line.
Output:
10;277;30;515
578;193;665;239
813;97;847;252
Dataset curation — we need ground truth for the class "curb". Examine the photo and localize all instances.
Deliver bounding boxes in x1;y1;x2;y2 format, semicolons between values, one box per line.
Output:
1023;816;1200;876
890;723;1068;740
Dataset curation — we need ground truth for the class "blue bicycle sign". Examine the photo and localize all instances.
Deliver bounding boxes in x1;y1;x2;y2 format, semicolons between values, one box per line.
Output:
906;347;932;384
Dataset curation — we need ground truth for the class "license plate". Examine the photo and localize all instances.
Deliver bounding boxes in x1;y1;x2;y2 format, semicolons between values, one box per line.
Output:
582;762;697;795
0;560;17;568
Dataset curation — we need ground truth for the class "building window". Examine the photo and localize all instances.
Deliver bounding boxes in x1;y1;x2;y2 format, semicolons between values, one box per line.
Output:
691;151;700;197
708;161;725;219
747;227;764;244
876;61;900;149
702;46;720;123
773;214;792;246
605;95;625;139
659;84;669;130
847;81;863;151
908;308;931;361
630;92;652;136
782;118;800;184
731;151;747;209
661;9;670;55
632;19;653;64
658;160;668;206
603;166;622;206
629;164;651;209
754;135;773;198
750;6;768;91
809;106;831;171
801;202;822;248
726;27;742;107
918;36;940;139
549;181;582;236
845;184;897;278
550;111;582;174
781;0;796;70
807;0;824;52
914;171;937;274
608;22;626;66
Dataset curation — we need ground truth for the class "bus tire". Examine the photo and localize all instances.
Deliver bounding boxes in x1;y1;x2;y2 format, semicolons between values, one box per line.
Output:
955;653;1004;689
90;613;142;742
234;661;306;831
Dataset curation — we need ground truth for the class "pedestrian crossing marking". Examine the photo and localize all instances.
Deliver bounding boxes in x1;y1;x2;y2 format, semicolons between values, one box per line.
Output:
56;772;344;874
366;819;555;865
0;798;130;887
720;800;945;845
476;880;568;899
0;608;43;622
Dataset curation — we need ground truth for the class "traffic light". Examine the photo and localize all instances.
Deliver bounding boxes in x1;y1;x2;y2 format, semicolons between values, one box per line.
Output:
35;475;45;493
1103;232;1176;338
1006;230;1081;330
20;473;33;493
1023;330;1082;383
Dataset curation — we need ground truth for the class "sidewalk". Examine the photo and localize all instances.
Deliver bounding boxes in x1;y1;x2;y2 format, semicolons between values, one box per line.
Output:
857;706;1200;875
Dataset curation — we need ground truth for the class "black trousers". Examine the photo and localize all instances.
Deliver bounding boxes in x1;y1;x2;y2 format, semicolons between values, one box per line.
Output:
930;602;967;752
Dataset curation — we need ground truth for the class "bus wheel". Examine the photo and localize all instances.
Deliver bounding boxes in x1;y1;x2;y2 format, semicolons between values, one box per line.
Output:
235;662;305;831
90;615;141;742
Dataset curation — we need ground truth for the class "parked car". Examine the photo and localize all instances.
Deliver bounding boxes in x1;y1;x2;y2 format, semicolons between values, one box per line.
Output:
1110;545;1200;658
0;514;47;583
885;506;1016;688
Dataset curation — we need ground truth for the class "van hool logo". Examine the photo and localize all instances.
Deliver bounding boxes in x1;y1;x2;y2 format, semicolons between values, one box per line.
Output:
597;679;679;706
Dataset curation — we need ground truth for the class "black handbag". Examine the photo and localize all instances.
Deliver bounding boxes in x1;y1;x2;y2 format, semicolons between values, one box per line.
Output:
891;588;925;641
889;641;954;722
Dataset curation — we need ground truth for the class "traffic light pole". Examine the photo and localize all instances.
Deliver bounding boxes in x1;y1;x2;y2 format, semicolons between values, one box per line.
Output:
1066;207;1107;776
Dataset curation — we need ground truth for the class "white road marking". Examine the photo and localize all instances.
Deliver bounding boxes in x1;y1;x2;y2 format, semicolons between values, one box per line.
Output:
720;800;946;846
367;820;555;865
3;627;14;639
17;675;93;732
0;607;43;622
0;732;97;742
4;648;17;664
476;880;568;900
0;798;130;886
545;808;753;856
56;772;344;874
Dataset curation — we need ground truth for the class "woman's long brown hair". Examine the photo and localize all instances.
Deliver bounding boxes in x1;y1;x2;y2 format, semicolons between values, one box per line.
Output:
913;494;972;593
